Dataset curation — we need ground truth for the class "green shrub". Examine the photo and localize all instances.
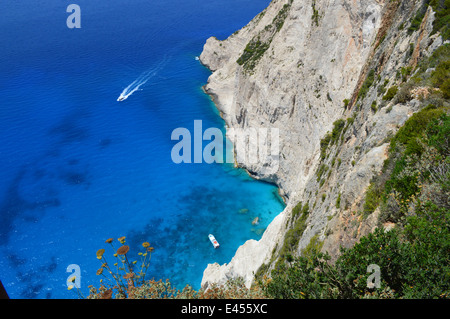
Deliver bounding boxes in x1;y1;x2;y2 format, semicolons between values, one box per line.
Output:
418;43;449;74
319;119;346;160
274;2;293;31
331;119;345;142
371;101;378;113
264;207;450;299
316;164;329;182
336;193;341;209
263;252;336;299
320;133;332;160
301;234;323;258
429;0;450;40
335;227;406;296
263;107;450;300
358;69;375;101
291;201;303;219
343;99;350;108
311;0;320;26
236;0;293;73
382;85;398;101
236;38;271;72
390;105;445;153
426;113;450;155
401;66;413;82
381;106;448;223
378;78;390;96
440;78;450;98
430;60;450;98
395;83;413;104
277;202;310;266
408;10;426;35
362;181;384;218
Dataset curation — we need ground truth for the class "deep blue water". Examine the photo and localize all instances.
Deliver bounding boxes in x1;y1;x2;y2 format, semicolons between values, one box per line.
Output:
0;0;283;299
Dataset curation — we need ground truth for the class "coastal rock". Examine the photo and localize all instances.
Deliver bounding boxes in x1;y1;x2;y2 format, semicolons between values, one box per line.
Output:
200;0;441;288
201;0;383;196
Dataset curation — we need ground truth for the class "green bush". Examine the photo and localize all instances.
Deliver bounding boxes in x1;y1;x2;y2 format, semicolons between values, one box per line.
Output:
277;202;310;266
401;202;450;298
371;101;378;113
426;113;450;155
431;60;450;98
301;234;323;258
319;119;346;160
401;66;413;82
262;107;450;299
382;85;398;101
336;193;341;209
274;2;293;31
429;0;450;40
343;99;350;109
331;119;345;142
316;164;329;182
236;0;293;73
291;201;303;219
390;105;445;153
236;38;271;72
362;181;384;218
395;83;413;104
378;78;390;96
311;0;320;26
358;69;375;102
408;10;426;35
264;205;450;299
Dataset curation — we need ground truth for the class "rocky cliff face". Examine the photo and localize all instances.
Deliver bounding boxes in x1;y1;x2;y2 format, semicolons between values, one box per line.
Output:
199;0;444;288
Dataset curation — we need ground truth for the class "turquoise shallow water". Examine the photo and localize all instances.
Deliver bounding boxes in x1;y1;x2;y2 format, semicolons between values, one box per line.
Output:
0;0;283;298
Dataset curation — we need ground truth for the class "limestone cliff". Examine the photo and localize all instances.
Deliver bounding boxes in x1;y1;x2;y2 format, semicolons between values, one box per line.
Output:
199;0;445;288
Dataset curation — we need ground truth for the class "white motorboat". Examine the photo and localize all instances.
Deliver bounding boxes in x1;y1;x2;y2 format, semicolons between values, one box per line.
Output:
208;234;220;249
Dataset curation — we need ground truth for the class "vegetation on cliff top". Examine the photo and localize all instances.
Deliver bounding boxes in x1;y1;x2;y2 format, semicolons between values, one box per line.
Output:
237;0;293;73
263;110;449;299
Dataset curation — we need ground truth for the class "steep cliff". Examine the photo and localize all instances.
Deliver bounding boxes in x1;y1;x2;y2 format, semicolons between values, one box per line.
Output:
199;0;447;288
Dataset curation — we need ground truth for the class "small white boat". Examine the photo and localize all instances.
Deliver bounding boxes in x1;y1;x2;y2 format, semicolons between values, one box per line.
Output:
117;95;126;102
208;234;220;249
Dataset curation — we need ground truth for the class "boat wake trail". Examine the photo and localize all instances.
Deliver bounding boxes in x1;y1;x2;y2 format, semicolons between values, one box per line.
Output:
117;56;168;102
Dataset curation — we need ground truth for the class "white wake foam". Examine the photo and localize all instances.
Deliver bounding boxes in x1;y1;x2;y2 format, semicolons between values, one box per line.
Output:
117;56;168;102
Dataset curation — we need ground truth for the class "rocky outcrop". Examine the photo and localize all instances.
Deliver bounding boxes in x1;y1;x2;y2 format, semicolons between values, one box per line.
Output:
200;0;443;288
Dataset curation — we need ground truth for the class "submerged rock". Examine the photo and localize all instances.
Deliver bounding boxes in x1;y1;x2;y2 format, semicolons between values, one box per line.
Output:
238;208;249;214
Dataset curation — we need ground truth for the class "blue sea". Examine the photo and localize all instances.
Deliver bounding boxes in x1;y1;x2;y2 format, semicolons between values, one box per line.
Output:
0;0;283;299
